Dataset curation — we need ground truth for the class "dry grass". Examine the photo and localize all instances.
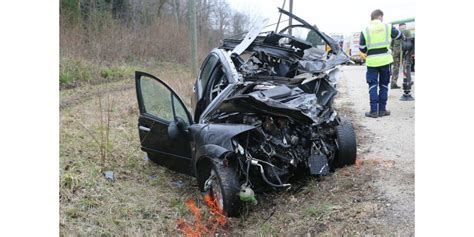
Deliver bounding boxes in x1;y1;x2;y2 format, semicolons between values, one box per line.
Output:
60;12;213;90
60;14;212;77
60;63;196;235
60;61;406;235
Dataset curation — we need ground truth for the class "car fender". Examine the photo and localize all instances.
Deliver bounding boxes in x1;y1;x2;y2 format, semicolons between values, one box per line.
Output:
194;144;229;164
189;123;256;190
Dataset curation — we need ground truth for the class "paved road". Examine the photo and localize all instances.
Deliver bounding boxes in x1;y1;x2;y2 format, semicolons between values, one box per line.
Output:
336;65;415;234
339;65;415;163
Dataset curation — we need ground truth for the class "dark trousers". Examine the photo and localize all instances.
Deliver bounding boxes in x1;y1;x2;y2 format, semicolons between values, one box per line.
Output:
366;64;391;112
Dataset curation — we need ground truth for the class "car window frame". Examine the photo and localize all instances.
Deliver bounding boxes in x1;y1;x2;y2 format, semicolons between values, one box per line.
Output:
198;53;219;94
136;71;193;125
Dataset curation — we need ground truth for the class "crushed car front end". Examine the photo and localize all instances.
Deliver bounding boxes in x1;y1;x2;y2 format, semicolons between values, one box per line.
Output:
190;8;357;216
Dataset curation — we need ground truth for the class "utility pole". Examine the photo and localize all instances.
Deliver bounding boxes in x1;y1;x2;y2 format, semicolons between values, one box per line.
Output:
275;0;286;32
288;0;293;36
188;0;198;78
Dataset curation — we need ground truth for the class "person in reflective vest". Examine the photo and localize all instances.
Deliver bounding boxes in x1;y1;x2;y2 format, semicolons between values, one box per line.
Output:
359;9;403;118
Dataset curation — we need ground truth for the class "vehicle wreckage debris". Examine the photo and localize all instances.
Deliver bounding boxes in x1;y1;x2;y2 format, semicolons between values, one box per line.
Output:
239;184;258;205
135;7;357;217
103;171;115;182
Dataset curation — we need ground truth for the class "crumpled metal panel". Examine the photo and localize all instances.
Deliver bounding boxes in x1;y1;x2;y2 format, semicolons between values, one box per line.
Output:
283;93;322;122
189;123;256;151
232;18;269;55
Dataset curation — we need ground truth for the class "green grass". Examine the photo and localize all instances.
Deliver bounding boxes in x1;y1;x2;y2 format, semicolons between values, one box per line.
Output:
60;59;93;87
60;63;197;235
59;62;402;235
60;58;137;89
260;222;276;235
100;66;132;79
59;70;74;85
304;202;338;220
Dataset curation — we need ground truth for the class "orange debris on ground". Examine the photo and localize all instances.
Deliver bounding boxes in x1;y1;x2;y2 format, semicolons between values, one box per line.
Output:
177;200;205;237
204;193;227;232
355;159;364;169
176;194;228;237
355;156;396;170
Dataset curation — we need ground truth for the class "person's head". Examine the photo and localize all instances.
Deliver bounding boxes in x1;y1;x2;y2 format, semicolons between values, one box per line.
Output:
371;9;384;21
399;23;406;30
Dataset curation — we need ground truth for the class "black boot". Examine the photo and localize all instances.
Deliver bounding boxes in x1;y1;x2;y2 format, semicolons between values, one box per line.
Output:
391;81;401;89
365;111;378;118
379;110;391;117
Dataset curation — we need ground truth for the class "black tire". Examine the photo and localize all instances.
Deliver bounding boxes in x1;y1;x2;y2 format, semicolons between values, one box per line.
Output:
207;159;242;217
333;118;357;168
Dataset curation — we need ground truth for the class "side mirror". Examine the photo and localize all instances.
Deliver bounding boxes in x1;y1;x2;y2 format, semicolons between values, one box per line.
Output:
167;116;189;140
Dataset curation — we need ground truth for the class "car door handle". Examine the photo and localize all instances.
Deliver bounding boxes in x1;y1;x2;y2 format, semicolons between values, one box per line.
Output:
139;126;151;132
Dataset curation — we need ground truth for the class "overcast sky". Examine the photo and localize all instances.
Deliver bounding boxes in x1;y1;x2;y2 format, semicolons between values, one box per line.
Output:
227;0;416;36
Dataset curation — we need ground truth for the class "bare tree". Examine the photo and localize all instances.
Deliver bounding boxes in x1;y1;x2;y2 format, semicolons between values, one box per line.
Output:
230;11;250;36
61;0;257;68
156;0;169;18
171;0;180;25
211;0;231;41
196;0;211;38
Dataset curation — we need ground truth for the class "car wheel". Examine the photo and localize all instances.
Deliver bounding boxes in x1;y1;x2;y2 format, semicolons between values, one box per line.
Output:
203;159;241;217
333;118;357;168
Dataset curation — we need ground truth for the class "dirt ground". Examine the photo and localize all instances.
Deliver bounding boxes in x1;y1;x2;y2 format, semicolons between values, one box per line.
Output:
336;65;415;234
59;65;414;236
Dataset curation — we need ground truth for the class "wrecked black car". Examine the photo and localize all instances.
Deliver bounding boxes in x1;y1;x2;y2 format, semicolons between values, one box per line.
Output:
134;8;356;217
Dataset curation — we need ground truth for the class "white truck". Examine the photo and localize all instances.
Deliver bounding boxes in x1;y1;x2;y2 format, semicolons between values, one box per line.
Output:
346;32;366;65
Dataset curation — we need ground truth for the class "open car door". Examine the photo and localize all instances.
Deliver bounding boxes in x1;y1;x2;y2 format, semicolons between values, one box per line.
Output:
135;71;194;176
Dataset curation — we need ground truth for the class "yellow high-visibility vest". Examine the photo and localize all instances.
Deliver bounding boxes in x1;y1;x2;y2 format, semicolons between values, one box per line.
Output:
363;20;393;67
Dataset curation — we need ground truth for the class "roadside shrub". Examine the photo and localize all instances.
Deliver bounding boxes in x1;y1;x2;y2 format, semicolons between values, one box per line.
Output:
59;70;74;86
62;173;79;191
100;66;131;79
60;59;94;88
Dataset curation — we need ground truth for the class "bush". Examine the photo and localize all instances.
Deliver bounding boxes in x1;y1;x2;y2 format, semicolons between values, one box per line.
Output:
60;59;93;88
59;70;74;85
59;58;138;89
100;66;131;79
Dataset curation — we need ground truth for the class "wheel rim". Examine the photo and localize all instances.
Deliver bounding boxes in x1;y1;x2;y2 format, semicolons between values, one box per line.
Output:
209;170;224;211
